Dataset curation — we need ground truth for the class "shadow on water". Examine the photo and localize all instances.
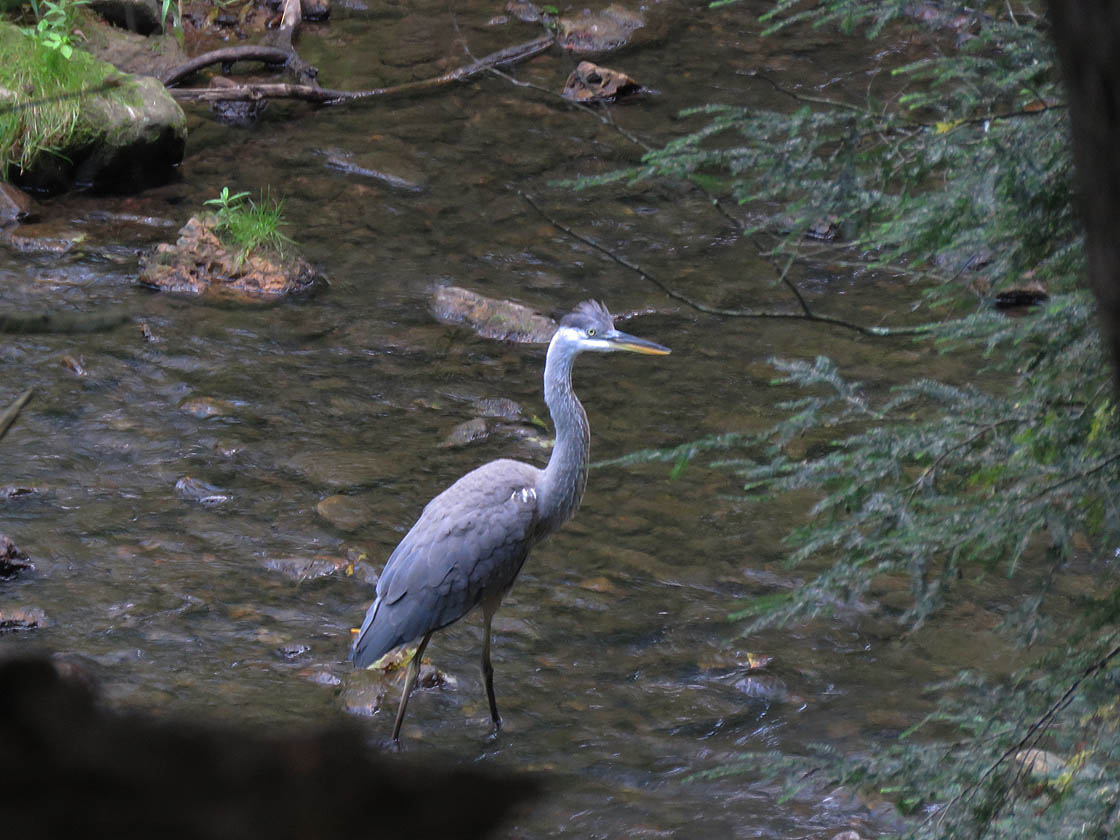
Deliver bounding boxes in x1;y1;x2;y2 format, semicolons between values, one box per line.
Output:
0;1;1042;837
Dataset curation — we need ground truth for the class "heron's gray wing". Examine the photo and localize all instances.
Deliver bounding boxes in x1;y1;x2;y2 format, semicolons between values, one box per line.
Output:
351;460;541;667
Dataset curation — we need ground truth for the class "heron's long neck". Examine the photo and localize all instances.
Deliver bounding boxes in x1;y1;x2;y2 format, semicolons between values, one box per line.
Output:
538;340;590;532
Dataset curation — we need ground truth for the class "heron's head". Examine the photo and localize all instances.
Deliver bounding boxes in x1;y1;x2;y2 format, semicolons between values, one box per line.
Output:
552;300;671;357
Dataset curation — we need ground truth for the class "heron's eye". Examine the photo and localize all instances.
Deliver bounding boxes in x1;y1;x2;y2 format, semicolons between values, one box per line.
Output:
587;328;596;337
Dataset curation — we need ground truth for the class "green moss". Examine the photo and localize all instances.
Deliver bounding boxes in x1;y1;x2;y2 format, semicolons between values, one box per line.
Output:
0;21;134;175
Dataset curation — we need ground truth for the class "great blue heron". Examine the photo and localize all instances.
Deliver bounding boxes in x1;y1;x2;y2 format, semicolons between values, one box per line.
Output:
350;300;670;743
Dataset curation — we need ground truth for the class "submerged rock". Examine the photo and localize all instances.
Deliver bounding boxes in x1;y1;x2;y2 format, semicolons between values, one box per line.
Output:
178;396;238;418
0;222;85;255
262;554;350;581
139;216;322;300
431;286;557;343
0;535;32;580
555;4;646;54
174;476;231;505
0;606;48;633
316;494;375;531
442;417;491;448
473;397;525;421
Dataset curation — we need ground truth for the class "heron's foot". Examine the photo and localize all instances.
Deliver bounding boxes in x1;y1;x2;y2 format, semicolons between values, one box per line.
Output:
384;736;405;753
485;714;503;741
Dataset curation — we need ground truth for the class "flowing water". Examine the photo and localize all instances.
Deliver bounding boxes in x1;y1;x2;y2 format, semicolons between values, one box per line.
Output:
0;2;1059;837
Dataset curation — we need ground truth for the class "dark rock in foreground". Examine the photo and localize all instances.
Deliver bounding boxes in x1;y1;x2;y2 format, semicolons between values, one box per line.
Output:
0;657;538;839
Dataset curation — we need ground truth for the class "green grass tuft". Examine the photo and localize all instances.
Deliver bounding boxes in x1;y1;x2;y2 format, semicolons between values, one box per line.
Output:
204;186;294;264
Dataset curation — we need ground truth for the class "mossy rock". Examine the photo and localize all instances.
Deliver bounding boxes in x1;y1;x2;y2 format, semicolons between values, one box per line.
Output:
0;22;186;194
139;216;323;301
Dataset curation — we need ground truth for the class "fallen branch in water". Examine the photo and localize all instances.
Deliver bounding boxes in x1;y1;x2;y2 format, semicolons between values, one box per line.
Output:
164;0;317;88
168;34;556;104
0;389;32;444
161;46;294;87
0;308;131;334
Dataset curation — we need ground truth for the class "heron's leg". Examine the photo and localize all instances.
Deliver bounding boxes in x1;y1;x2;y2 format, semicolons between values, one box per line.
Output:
481;605;502;731
392;632;432;744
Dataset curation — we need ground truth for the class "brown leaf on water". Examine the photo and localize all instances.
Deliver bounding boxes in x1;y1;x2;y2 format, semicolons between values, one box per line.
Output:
562;61;641;104
61;355;86;376
745;652;774;671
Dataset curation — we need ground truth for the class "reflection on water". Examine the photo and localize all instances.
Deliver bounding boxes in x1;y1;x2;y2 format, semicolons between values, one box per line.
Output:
0;1;1017;837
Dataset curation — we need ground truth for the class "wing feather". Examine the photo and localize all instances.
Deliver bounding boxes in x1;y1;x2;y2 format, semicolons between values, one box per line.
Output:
350;459;542;667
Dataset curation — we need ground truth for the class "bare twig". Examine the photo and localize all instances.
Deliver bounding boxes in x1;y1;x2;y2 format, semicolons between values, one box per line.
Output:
518;190;936;337
0;389;33;444
0;77;125;115
930;640;1120;829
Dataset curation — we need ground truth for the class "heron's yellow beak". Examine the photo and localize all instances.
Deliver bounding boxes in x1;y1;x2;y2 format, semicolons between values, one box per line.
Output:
606;330;671;355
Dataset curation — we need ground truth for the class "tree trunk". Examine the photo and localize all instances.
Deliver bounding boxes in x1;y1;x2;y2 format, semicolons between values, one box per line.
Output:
1047;2;1120;390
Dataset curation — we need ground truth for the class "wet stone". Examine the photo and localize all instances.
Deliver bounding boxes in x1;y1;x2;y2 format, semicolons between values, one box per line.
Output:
289;450;401;489
300;668;343;686
89;0;165;35
275;643;311;660
262;554;349;581
179;397;239;418
0;183;33;227
431;286;557;343
1;223;85;254
301;0;331;21
562;61;642;104
0;605;49;633
1015;748;1066;779
473;397;525;421
342;681;387;717
1;487;37;501
0;535;32;579
174;476;231;505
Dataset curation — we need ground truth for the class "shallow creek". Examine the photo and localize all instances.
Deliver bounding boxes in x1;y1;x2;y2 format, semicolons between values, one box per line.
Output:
0;1;1054;836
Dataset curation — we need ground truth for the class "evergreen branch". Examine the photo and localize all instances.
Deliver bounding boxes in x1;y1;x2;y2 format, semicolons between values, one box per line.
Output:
1026;451;1120;503
930;639;1120;829
745;70;872;114
905;420;1018;503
